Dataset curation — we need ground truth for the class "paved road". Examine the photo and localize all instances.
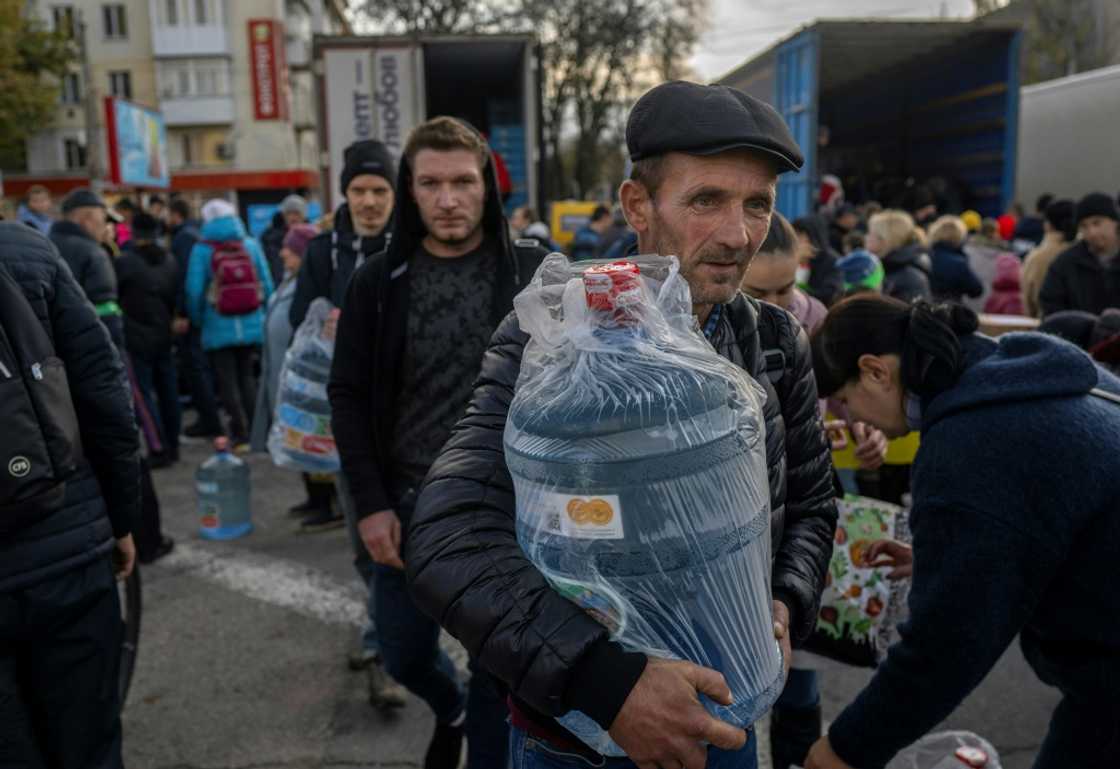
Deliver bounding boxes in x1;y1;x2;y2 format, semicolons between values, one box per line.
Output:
123;440;1058;768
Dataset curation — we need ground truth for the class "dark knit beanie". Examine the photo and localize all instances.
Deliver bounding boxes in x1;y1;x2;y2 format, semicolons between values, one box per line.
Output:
340;140;396;195
1075;192;1119;227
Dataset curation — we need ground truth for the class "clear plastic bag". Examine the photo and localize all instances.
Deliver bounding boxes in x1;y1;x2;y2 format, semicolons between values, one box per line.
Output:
267;298;339;473
505;254;783;755
886;731;1001;769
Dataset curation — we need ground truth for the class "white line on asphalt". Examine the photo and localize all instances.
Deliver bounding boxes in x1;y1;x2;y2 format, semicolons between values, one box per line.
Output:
155;542;468;668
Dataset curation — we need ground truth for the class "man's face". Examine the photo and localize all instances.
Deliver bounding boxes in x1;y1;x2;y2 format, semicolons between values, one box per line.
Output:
509;208;530;232
838;211;859;231
345;174;394;236
742;254;797;310
150;202;165;220
410;148;486;248
168;211;183;228
1080;216;1120;256
28;191;51;215
283;209;305;228
624;150;776;308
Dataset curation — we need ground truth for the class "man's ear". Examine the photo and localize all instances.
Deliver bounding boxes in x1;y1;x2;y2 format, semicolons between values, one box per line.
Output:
619;179;652;234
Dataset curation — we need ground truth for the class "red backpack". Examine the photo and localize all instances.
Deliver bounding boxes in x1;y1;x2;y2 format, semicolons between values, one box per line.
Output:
206;240;262;315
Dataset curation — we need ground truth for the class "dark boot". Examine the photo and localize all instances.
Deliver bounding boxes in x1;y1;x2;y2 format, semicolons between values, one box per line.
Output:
770;703;822;769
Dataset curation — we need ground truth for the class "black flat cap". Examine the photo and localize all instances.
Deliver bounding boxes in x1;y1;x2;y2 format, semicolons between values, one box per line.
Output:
627;81;804;174
61;188;108;213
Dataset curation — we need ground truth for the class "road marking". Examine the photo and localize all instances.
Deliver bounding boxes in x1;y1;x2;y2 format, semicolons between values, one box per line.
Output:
155;542;468;668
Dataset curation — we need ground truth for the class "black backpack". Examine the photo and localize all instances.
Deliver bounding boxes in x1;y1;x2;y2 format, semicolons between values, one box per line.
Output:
0;268;82;533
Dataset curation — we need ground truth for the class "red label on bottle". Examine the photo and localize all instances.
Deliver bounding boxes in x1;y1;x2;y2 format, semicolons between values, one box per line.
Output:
583;262;642;312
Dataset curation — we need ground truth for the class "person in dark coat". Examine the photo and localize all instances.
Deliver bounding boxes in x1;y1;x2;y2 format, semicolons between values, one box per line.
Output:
329;117;548;768
405;81;837;769
828;203;861;253
290;147;394;330
261;195;308;287
805;296;1120;769
115;213;182;467
793;214;844;307
1038;192;1120;316
866;209;932;303
927;215;983;304
1012;193;1053;247
0;221;141;769
49;189;124;347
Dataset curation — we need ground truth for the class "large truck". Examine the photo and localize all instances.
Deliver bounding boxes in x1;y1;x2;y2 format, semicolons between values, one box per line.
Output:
1016;64;1120;208
313;33;541;214
717;19;1022;219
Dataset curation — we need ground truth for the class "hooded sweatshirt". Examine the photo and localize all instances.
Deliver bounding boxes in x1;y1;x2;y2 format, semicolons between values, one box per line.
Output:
794;214;844;306
829;332;1120;768
289;203;389;330
881;242;932;303
328;121;547;518
184;215;274;351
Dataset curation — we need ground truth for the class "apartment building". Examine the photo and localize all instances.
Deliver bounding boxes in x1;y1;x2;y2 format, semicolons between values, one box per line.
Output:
8;0;349;211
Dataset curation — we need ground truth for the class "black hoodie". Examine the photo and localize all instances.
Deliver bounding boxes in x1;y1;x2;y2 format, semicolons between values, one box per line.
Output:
794;214;844;307
114;241;179;358
328;121;547;518
289;203;390;330
881;242;933;303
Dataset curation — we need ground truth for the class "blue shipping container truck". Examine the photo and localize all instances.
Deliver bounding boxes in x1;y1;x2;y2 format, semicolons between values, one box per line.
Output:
718;20;1022;219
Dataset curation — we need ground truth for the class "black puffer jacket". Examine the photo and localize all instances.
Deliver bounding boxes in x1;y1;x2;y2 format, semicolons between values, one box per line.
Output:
0;223;140;592
49;219;118;305
882;243;933;303
115;242;179;358
406;290;837;731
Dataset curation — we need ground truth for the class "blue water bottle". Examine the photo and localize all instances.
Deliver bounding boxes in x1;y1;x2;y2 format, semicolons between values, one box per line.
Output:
197;437;252;540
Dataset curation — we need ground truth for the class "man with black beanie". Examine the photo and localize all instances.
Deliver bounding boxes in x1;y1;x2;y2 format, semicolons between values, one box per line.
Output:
1039;192;1120;316
287;138;407;710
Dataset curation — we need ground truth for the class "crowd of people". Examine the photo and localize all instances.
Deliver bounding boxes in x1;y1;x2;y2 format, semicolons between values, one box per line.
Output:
2;76;1118;769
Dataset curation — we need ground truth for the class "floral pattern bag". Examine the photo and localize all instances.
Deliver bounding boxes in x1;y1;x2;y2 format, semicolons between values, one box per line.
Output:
803;494;912;668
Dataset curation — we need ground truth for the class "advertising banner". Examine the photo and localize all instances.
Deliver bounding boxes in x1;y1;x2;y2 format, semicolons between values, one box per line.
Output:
322;48;373;209
249;19;288;121
103;97;170;188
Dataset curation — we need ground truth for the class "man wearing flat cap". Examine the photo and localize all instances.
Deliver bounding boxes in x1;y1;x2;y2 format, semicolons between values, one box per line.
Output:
406;81;838;769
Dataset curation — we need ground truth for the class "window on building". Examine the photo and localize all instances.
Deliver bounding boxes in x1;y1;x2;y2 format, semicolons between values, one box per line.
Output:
51;5;76;38
177;68;191;95
163;0;179;25
181;134;193;166
108;70;132;99
60;72;81;105
102;4;128;39
64;139;87;170
194;0;214;25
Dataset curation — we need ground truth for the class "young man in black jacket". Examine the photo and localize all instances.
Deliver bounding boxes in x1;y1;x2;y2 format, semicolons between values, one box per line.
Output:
1038;192;1120;316
0;221;141;768
329;117;546;769
405;81;838;769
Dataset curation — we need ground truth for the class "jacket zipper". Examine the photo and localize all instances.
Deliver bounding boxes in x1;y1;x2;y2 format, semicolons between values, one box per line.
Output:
31;363;43;380
0;359;10;379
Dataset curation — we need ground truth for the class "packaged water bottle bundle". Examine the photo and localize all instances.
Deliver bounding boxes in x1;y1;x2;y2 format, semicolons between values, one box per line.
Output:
267;298;340;473
505;254;784;755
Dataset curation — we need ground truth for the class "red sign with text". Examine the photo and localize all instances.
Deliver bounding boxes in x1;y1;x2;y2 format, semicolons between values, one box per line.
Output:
248;19;288;121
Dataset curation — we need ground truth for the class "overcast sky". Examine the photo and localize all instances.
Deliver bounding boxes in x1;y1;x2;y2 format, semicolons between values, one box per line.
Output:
690;0;981;81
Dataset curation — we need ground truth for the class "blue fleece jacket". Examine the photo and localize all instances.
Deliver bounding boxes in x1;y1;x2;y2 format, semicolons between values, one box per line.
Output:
829;332;1120;768
185;215;274;351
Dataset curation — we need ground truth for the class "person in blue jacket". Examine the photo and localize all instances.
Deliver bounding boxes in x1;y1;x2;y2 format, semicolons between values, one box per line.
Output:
927;215;983;304
185;199;274;450
804;296;1120;769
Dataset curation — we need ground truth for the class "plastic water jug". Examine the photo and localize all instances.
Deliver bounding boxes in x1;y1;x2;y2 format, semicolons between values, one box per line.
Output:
506;260;782;755
197;437;252;540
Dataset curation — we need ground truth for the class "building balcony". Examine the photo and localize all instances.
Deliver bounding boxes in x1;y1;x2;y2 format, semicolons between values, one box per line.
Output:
152;24;229;58
160;95;234;126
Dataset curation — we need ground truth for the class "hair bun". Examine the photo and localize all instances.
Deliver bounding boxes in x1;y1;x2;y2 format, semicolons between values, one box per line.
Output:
902;301;975;397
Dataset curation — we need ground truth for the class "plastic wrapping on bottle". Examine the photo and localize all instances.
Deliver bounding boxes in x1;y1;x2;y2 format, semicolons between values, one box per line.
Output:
267;298;339;473
505;254;783;756
885;731;1001;769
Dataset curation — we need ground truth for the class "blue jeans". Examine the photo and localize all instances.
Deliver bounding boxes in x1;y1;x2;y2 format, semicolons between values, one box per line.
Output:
508;724;758;769
775;668;819;710
374;562;465;723
131;348;181;454
336;472;378;653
